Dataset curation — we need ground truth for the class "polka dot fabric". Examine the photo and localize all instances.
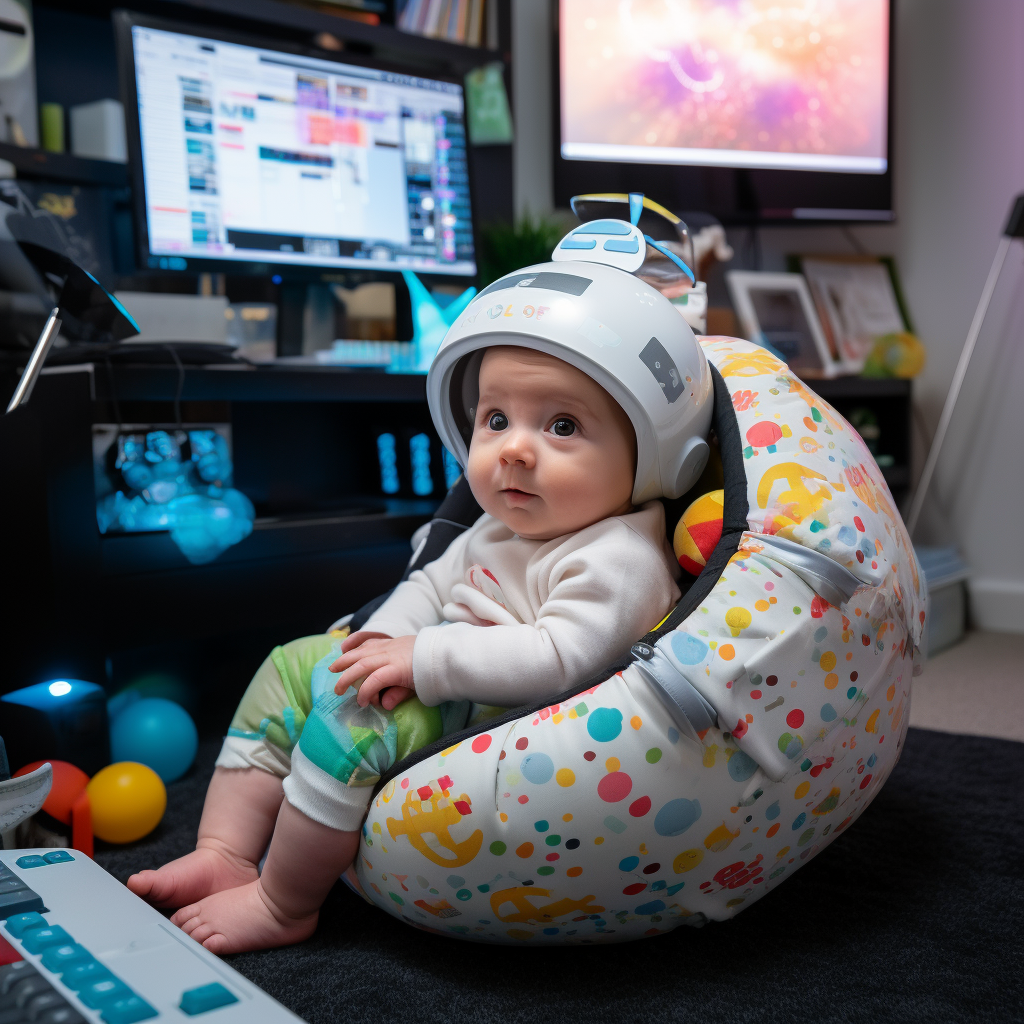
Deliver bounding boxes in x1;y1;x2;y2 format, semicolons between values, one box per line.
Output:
352;338;923;944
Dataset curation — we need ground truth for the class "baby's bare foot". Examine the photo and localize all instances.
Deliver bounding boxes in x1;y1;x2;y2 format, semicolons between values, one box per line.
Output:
171;880;317;954
127;843;260;909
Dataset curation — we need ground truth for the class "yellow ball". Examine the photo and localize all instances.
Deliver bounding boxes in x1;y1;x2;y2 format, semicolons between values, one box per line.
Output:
86;761;167;844
673;489;725;575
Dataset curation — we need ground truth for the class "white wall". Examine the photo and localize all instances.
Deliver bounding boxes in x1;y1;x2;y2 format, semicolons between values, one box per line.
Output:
513;0;1024;633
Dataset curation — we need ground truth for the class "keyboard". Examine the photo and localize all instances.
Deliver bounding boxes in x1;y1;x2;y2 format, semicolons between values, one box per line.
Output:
0;850;304;1024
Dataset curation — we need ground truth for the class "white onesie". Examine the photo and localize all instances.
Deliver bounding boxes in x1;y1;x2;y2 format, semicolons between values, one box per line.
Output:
363;501;682;707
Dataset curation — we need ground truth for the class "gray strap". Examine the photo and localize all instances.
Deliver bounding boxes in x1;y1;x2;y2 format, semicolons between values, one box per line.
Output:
755;534;863;607
631;644;718;735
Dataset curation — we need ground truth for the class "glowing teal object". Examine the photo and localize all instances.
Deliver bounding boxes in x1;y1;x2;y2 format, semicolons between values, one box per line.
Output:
109;697;198;783
402;271;476;371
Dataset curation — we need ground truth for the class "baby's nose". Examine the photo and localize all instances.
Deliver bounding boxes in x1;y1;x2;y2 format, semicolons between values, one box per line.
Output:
499;430;536;467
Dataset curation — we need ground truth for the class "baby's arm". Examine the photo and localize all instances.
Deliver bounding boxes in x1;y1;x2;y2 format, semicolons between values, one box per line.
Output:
328;523;479;704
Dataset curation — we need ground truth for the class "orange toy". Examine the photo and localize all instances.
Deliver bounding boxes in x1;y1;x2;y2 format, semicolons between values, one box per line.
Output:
14;760;93;857
672;489;725;575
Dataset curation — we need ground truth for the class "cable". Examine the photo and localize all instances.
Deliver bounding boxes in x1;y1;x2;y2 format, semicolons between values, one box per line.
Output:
164;344;186;431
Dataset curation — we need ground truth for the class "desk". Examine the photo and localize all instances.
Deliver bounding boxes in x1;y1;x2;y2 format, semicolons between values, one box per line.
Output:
0;361;442;724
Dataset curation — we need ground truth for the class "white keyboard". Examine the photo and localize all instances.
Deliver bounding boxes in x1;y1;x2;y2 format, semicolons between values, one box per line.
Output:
0;850;304;1024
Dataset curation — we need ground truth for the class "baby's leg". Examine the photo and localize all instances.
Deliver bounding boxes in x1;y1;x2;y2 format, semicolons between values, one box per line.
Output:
128;766;282;908
129;634;337;908
170;797;357;955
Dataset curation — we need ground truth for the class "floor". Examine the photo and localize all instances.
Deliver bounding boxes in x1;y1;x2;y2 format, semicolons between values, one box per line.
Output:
910;630;1024;741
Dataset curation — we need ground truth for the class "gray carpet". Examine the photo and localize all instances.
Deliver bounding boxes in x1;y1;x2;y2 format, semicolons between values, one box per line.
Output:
94;728;1024;1024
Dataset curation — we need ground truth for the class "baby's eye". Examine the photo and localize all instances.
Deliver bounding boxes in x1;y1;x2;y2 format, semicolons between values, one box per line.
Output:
551;418;576;437
488;412;508;431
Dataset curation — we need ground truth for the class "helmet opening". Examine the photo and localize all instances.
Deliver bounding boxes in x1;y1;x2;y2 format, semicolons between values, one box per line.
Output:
448;349;484;453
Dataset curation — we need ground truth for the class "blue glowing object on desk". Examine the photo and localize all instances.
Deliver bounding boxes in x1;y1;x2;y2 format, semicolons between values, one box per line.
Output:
377;433;400;494
96;428;254;565
410;433;433;496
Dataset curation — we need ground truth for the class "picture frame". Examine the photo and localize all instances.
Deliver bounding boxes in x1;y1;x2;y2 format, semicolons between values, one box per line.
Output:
725;270;846;378
791;255;910;373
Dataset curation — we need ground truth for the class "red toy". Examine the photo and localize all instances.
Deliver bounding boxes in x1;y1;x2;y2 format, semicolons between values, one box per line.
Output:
14;759;93;857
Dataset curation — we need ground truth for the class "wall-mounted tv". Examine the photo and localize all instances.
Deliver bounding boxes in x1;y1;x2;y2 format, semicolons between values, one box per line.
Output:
555;0;894;224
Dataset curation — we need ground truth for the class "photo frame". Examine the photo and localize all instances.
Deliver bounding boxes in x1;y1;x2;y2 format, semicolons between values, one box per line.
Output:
793;255;909;372
725;270;846;378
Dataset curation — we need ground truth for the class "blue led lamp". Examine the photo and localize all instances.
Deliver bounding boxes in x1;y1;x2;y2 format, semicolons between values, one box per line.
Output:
0;679;110;776
5;239;139;414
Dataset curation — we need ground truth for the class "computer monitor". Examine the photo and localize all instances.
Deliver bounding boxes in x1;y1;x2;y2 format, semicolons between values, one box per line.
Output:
555;0;894;224
115;12;477;278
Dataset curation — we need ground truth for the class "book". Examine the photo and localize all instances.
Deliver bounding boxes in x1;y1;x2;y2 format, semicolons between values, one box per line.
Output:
466;0;483;47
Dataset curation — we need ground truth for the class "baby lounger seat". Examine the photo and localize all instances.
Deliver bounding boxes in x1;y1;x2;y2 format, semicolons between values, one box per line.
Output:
346;334;926;944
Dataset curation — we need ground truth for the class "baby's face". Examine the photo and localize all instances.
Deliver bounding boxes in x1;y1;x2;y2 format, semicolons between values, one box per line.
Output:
466;347;636;541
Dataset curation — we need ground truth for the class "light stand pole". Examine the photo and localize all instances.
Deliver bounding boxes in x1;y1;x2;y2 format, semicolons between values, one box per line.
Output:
906;194;1024;537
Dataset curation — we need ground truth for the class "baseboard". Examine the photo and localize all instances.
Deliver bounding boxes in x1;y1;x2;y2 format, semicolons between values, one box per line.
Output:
968;578;1024;634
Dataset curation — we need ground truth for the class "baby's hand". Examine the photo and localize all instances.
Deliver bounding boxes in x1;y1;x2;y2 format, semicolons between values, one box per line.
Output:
330;634;416;710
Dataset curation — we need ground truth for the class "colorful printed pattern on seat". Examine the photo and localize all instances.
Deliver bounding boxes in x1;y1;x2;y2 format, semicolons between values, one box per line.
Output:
353;337;922;944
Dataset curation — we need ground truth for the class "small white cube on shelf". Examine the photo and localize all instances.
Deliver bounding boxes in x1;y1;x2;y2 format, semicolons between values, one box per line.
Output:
69;99;127;163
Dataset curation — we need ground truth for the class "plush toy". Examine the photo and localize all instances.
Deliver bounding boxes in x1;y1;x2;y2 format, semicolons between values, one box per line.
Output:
672;489;724;575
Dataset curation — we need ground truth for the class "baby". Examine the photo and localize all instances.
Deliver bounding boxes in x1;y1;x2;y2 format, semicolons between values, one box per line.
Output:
128;253;713;954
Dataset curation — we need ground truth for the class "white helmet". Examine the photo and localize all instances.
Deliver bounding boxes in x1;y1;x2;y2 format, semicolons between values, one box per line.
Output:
427;222;714;505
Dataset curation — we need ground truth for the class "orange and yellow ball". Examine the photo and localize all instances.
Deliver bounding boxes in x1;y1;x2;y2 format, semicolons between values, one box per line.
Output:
673;490;724;575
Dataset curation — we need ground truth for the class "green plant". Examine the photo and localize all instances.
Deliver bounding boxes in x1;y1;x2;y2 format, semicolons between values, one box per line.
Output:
477;214;567;287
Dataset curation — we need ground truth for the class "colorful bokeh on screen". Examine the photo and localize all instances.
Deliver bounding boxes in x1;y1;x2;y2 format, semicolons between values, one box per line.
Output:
561;0;889;173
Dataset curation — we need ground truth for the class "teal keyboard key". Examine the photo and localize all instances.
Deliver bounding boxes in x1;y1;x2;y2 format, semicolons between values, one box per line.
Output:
62;960;114;990
14;856;47;870
3;912;46;937
22;926;73;953
43;851;75;865
78;978;132;1009
41;943;93;972
180;982;238;1015
100;994;159;1023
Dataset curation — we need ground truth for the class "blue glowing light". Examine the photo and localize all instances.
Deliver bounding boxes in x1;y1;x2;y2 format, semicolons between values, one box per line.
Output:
410;433;433;496
272;275;282;285
442;448;461;490
48;681;72;697
377;433;400;494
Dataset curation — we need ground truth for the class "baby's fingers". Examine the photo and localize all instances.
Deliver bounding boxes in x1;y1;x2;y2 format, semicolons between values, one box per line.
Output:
330;642;384;674
356;666;407;707
334;655;390;694
381;686;415;711
339;630;391;654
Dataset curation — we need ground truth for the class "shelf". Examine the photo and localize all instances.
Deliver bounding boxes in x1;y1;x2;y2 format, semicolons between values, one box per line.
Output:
0;142;128;188
100;498;438;576
191;0;505;66
48;0;505;71
43;361;430;404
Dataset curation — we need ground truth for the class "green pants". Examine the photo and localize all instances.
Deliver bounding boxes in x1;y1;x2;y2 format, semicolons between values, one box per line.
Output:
223;634;469;791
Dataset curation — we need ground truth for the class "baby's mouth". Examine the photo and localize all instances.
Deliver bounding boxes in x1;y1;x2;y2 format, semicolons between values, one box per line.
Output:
500;487;536;505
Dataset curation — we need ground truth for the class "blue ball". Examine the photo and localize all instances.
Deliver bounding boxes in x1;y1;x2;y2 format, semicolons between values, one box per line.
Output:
109;697;198;783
